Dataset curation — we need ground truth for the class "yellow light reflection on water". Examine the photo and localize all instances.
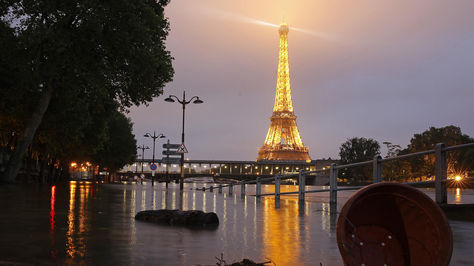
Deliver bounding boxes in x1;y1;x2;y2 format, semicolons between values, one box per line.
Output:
261;193;302;265
203;192;207;212
66;182;91;259
66;182;76;258
213;193;217;213
161;190;167;209
183;191;189;210
455;188;461;203
141;190;146;211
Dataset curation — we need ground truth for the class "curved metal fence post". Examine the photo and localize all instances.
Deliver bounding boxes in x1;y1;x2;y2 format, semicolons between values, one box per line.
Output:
256;177;261;197
373;155;382;183
229;183;233;195
218;184;222;193
275;175;281;199
241;181;246;197
329;163;338;205
298;170;305;201
435;143;447;204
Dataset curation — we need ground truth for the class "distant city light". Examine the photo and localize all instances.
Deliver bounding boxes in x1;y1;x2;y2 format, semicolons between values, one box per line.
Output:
455;175;462;181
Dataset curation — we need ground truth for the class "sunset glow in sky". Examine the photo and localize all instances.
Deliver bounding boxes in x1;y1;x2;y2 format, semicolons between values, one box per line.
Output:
129;0;474;160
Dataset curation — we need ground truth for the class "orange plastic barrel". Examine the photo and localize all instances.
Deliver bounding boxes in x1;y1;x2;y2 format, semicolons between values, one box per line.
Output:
336;183;452;266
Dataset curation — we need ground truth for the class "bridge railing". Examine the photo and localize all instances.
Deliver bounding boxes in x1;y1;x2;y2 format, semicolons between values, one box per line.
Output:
206;142;474;205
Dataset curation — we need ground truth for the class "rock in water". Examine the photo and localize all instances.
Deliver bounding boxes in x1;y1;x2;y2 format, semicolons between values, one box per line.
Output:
135;210;219;226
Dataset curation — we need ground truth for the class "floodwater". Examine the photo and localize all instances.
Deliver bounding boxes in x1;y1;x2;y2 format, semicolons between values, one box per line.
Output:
0;181;473;265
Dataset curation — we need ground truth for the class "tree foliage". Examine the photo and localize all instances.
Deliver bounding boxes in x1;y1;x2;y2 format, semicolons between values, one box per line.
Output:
403;126;474;178
94;111;137;175
381;142;410;181
0;0;174;182
339;137;380;183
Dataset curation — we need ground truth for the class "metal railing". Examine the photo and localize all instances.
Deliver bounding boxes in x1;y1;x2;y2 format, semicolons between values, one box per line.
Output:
198;142;474;205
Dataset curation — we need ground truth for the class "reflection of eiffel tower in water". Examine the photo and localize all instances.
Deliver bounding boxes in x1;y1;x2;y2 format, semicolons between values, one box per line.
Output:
257;22;311;161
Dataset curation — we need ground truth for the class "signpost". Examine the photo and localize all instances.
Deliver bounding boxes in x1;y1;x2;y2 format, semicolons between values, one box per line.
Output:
150;163;157;178
177;143;188;154
161;157;181;164
163;143;180;149
162;150;182;156
162;139;182;187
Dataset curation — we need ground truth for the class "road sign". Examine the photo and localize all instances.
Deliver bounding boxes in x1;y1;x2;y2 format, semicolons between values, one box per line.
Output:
162;150;181;156
177;143;188;154
163;143;180;149
150;163;157;170
161;157;181;164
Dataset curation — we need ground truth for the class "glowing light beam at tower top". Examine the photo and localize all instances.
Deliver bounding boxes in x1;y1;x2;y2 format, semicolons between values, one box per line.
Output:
199;7;338;41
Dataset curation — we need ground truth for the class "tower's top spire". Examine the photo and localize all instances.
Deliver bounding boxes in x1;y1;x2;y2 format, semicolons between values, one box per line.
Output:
279;21;289;35
274;21;292;113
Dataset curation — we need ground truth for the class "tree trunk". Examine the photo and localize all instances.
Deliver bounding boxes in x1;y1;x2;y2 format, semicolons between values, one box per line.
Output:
2;84;54;183
25;150;32;183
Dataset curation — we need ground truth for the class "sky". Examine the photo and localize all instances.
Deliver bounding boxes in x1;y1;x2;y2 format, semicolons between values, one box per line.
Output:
129;0;474;161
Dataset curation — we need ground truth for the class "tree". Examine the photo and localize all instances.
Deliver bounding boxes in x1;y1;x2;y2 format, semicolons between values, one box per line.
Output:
381;142;410;181
1;0;174;182
94;111;137;181
339;137;380;183
404;126;474;179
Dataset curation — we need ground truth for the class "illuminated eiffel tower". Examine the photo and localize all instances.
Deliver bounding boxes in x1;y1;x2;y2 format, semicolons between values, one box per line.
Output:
257;22;311;161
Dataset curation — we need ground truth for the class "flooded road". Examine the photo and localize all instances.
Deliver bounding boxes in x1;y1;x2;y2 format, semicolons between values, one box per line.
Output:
0;181;473;265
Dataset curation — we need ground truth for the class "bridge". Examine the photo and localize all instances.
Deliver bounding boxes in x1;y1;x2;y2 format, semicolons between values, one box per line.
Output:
119;142;473;206
169;143;473;206
118;158;338;184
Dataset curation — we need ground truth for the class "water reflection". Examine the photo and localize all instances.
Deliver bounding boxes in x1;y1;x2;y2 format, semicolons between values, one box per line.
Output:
1;182;471;265
261;197;301;265
66;182;76;258
50;186;56;258
66;181;91;259
456;188;461;203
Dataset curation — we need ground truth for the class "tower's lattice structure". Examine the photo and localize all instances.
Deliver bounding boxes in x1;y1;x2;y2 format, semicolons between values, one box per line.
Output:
257;22;311;161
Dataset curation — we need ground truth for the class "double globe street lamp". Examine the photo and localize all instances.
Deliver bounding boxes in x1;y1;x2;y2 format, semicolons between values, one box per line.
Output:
164;91;203;190
144;131;165;186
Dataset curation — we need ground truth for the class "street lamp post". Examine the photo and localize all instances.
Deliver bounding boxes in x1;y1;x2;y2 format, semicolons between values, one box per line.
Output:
135;156;139;173
144;131;165;186
164;91;203;190
137;145;150;174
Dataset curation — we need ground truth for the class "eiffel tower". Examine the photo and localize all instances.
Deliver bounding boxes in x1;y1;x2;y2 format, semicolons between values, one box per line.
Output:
257;22;311;161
